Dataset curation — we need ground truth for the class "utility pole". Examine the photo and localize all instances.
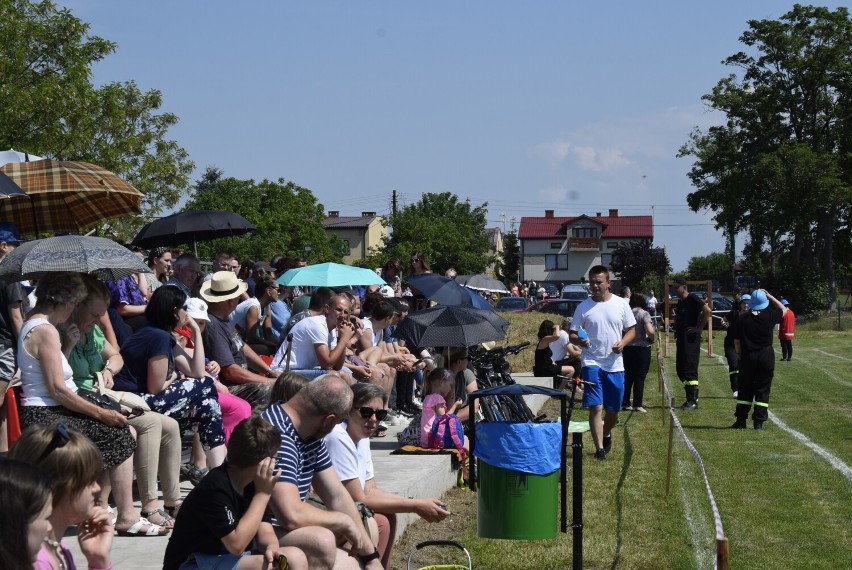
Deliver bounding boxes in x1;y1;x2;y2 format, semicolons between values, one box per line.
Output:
501;212;506;233
392;189;398;217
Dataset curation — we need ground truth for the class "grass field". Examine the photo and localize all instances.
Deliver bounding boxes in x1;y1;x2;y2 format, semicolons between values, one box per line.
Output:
393;318;852;569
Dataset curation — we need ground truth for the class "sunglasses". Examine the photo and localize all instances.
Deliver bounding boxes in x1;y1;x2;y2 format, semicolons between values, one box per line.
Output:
355;406;389;421
121;406;146;419
36;423;71;463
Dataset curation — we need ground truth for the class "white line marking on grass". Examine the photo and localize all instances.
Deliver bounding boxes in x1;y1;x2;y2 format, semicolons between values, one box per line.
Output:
767;411;852;483
810;348;852;362
676;459;714;570
792;356;852;388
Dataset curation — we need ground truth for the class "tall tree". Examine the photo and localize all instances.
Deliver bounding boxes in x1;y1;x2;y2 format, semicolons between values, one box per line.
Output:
499;231;521;285
379;192;492;276
185;167;344;263
686;252;733;288
679;4;852;311
610;240;671;289
0;0;194;239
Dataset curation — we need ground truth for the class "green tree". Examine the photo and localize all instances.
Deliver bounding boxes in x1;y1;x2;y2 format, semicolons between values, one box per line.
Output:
185;167;344;263
0;0;194;239
679;4;852;311
686;252;733;288
610;240;671;289
379;192;492;275
498;231;520;284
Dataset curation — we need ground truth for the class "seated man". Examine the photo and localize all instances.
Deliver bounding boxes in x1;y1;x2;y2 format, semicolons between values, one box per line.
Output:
280;286;335;339
165;253;202;297
201;271;277;409
261;375;383;570
163;416;308;570
270;293;356;381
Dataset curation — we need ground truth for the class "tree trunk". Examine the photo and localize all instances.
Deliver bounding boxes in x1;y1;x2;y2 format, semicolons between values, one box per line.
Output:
817;207;838;312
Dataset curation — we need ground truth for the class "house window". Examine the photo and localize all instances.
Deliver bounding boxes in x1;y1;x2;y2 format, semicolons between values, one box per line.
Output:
572;227;598;238
545;254;568;270
550;242;562;249
340;239;351;254
600;253;612;267
607;242;619;249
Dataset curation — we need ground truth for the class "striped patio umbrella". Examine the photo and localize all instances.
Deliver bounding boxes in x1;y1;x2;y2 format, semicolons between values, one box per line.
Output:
0;160;143;236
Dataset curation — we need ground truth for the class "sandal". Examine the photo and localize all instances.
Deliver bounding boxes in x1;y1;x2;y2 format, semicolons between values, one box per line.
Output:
141;509;175;529
164;502;182;518
115;517;169;537
371;425;388;438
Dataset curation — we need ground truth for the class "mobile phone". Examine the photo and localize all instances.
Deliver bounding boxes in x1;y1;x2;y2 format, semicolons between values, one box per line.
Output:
274;554;289;570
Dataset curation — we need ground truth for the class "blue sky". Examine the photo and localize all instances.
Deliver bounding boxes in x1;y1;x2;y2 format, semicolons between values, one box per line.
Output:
59;1;845;271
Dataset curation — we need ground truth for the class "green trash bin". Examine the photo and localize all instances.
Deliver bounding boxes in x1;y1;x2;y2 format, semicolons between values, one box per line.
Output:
477;460;559;539
474;421;562;540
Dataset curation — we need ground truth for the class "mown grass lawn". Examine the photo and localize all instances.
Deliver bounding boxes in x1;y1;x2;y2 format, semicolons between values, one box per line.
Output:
393;318;852;569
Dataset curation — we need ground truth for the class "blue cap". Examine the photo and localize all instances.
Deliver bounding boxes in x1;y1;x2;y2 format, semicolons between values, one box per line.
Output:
781;298;789;306
749;290;769;311
0;222;21;245
740;294;751;301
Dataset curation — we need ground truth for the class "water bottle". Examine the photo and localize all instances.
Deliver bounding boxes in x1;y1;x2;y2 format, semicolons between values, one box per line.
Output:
577;328;593;352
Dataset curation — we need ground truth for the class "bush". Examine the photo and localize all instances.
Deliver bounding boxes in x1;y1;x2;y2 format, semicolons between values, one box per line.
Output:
772;266;831;317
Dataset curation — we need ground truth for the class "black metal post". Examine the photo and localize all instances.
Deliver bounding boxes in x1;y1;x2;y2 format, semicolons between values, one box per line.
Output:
571;431;583;570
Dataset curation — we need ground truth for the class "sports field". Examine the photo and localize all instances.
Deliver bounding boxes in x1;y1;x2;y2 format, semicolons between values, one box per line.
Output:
393;326;852;569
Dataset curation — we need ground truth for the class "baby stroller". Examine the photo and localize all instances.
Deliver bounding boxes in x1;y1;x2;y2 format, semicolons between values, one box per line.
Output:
406;540;473;569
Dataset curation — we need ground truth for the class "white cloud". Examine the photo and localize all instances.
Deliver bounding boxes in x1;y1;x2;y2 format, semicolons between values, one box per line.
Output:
531;139;632;172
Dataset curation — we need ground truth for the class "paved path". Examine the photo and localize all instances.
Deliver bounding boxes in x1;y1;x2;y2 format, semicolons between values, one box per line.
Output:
65;373;553;569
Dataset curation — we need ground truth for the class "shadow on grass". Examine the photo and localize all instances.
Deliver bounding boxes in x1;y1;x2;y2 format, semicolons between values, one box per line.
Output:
611;426;633;570
681;424;735;430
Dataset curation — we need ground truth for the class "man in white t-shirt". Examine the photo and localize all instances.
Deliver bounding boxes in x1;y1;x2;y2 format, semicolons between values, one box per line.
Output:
570;265;636;461
271;294;356;380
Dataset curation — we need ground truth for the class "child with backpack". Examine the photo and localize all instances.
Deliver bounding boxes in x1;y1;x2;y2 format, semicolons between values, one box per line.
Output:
420;368;468;453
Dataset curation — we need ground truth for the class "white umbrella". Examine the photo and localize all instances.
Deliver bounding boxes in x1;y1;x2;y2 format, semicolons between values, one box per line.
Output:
0;149;44;166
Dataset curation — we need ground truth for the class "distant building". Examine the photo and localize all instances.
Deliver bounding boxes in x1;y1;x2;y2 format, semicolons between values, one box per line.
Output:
517;209;653;283
486;226;504;277
323;211;386;264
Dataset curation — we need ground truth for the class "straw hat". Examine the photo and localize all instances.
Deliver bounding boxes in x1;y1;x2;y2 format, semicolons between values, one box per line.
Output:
200;271;248;302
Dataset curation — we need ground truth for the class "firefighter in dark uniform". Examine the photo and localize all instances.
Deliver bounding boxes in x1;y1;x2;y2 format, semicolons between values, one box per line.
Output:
730;289;786;430
672;277;711;410
720;293;750;398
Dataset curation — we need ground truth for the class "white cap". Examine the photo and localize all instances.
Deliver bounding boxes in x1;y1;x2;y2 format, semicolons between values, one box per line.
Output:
186;297;209;322
379;285;395;298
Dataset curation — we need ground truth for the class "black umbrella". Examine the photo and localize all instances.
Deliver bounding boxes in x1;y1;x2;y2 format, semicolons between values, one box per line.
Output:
131;209;257;254
408;273;493;309
395;305;509;348
455;273;510;294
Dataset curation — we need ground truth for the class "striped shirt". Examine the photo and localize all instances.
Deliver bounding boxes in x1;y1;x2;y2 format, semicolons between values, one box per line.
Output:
261;403;332;505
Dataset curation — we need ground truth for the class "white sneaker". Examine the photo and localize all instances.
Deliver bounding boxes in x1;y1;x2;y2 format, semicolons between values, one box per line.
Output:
386;411;408;426
733;391;738;398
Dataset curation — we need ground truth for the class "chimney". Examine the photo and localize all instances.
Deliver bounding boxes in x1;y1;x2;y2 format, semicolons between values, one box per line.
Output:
596;212;601;217
361;211;376;217
609;209;618;217
328;211;339;218
544;210;554;218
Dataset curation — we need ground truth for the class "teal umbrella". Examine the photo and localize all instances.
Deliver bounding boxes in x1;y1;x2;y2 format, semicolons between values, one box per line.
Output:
276;262;387;287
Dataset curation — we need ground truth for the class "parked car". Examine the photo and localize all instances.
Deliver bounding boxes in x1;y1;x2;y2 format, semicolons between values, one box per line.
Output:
539;283;559;298
561;284;590;301
517;299;583;322
495;296;530;312
666;291;733;329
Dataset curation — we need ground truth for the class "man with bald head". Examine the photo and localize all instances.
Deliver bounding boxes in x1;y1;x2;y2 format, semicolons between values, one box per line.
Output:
262;375;382;570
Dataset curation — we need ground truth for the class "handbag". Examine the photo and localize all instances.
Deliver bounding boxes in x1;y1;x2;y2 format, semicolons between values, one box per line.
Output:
77;387;122;412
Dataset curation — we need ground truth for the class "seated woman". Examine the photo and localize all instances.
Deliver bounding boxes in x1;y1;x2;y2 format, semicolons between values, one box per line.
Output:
0;458;53;568
11;424;117;570
239;273;282;356
534;319;576;389
144;246;172;298
64;275;182;528
442;347;480;423
114;285;227;470
18;272;165;537
324;383;449;570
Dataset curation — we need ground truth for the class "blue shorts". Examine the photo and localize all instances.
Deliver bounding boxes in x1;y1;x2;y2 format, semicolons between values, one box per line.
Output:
180;552;251;570
581;366;625;412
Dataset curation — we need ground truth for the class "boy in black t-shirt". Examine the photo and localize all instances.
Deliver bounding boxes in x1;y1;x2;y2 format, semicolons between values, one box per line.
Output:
163;416;307;570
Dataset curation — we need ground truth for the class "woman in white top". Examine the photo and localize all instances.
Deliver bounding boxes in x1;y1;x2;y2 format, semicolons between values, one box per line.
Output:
324;382;449;569
19;272;167;536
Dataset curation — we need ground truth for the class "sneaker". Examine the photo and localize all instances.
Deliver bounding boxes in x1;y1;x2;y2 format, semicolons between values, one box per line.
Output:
634;406;647;413
594;448;607;461
679;401;698;411
730;419;747;429
396;407;414;419
622;405;633;412
732;391;738;398
602;434;612;453
386;410;408;426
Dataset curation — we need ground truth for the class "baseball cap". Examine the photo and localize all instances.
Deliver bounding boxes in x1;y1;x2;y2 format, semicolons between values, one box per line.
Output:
781;298;789;306
186;297;210;321
672;277;687;287
378;285;395;298
749;289;769;311
0;222;21;245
